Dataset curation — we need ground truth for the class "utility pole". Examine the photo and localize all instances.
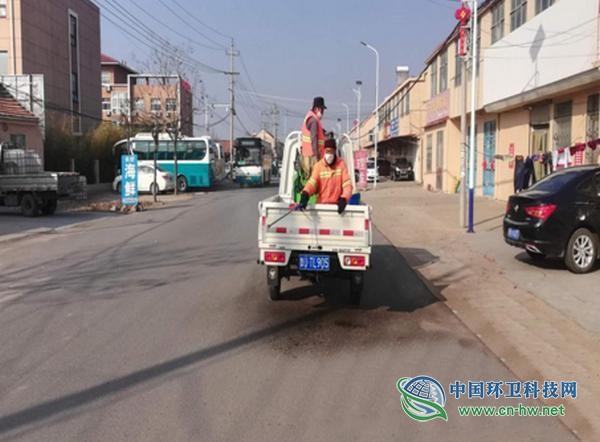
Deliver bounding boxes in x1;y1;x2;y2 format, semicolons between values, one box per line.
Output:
467;0;478;233
354;80;362;150
460;56;468;228
226;40;240;165
151;124;160;203
271;104;280;159
456;1;471;228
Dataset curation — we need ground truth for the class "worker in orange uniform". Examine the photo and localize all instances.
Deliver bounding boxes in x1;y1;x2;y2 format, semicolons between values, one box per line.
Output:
300;97;327;177
297;138;353;214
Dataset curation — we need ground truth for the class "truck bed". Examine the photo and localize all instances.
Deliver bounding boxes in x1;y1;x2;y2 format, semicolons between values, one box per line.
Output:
258;195;371;253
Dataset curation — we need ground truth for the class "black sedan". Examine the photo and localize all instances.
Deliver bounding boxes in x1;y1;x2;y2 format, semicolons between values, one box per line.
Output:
503;165;600;273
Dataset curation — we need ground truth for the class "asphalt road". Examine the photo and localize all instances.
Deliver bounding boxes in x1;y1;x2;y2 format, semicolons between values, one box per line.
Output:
0;186;575;441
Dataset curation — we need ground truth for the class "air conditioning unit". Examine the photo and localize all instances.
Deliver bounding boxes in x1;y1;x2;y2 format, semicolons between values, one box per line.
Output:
166;112;172;118
107;112;112;117
105;84;112;92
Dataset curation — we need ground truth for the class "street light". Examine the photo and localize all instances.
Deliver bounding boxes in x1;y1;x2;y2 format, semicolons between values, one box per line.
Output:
341;103;350;134
353;80;362;151
361;40;380;189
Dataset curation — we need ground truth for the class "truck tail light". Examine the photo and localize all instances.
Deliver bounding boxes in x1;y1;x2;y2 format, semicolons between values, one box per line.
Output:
275;227;287;233
261;216;266;226
524;204;557;221
343;230;354;237
364;219;370;230
264;251;285;263
344;255;366;267
319;229;331;235
299;228;310;235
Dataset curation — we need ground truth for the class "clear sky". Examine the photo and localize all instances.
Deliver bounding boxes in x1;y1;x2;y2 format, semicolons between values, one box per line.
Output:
99;0;461;138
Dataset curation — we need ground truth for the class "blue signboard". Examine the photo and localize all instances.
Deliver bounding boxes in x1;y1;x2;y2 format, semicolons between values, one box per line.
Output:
121;154;138;206
389;118;399;137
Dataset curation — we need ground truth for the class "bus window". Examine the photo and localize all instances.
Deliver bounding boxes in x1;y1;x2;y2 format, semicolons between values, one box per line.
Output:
189;141;207;160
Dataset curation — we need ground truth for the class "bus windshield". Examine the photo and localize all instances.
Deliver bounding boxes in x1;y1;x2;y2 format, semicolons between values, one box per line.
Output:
236;146;261;166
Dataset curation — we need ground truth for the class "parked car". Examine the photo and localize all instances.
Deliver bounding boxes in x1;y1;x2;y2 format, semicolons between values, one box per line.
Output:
113;163;174;195
366;158;378;183
377;158;391;178
391;158;415;181
503;165;600;273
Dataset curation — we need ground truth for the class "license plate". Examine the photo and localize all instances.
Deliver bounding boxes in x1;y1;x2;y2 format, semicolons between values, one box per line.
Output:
299;254;330;272
507;228;520;240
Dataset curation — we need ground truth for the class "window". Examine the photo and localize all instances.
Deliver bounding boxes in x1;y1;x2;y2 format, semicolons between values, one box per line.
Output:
510;0;527;31
577;177;597;199
135;98;145;112
587;94;599;164
536;0;554;14
0;0;6;18
151;98;161;112
439;51;448;92
476;19;481;75
111;92;127;114
554;101;572;148
491;1;505;43
404;90;410;115
69;14;77;47
587;94;599;139
430;58;438;98
101;71;112;85
0;50;7;75
102;97;110;111
10;134;25;148
71;72;79;102
426;134;433;173
455;49;462;87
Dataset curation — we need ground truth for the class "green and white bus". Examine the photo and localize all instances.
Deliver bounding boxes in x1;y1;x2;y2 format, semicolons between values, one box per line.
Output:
113;133;226;192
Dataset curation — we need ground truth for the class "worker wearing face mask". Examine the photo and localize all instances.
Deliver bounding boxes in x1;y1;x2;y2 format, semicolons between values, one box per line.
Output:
300;97;327;177
298;138;353;214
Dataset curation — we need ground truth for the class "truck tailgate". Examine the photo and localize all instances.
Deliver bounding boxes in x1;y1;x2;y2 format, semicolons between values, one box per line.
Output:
259;200;371;252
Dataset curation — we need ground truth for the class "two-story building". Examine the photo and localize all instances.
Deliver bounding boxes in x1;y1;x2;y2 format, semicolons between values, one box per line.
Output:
420;0;599;200
101;54;194;136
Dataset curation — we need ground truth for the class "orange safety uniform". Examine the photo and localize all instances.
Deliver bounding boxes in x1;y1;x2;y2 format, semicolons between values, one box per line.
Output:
301;110;325;159
302;157;353;204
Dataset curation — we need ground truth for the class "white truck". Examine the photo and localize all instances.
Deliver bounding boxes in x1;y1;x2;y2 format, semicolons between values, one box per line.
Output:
0;143;86;216
257;132;372;304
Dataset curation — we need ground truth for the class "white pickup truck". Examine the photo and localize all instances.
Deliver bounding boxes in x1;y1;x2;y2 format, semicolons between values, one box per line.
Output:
257;131;372;304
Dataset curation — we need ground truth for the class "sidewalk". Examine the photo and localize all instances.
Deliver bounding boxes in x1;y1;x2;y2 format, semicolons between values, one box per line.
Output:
364;182;599;441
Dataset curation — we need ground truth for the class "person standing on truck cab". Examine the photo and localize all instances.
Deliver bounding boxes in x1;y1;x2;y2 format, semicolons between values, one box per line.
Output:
298;138;353;214
300;97;327;177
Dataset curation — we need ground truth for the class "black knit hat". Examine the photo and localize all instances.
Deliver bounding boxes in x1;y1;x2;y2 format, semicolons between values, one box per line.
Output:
312;96;327;110
324;138;337;150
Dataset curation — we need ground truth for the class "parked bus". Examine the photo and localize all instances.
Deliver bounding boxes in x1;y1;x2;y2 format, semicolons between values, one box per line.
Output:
113;133;226;191
233;137;273;186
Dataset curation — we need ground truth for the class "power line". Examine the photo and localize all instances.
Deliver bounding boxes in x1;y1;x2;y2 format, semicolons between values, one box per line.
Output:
95;3;226;74
97;0;226;74
125;0;224;51
156;0;228;50
169;0;233;41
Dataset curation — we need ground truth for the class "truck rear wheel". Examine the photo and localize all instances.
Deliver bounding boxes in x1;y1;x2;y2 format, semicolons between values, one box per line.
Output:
267;266;281;301
21;193;40;217
41;198;57;215
349;272;364;306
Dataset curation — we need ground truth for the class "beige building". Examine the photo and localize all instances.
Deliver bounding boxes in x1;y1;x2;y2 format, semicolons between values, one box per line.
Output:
0;0;101;134
419;0;599;200
101;55;194;136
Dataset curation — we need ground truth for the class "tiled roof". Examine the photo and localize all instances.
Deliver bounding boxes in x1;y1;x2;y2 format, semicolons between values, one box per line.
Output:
101;53;119;63
0;84;38;122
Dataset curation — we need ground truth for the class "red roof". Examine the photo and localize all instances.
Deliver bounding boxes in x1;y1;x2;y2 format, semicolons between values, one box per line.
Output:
0;84;38;122
101;53;119;63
